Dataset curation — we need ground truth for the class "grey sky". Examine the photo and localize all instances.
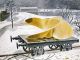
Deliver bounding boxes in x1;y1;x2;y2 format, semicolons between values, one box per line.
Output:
0;0;80;9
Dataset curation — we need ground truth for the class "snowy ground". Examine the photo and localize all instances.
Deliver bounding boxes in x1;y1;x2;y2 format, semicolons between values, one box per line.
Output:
0;47;80;60
0;12;80;60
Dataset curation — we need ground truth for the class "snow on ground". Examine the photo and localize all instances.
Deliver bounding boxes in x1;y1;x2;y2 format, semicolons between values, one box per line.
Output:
0;47;80;60
0;12;39;29
0;24;44;55
27;48;80;60
0;12;52;55
0;12;80;60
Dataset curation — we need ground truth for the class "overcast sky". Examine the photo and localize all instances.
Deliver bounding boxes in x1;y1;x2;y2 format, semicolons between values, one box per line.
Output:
0;0;80;9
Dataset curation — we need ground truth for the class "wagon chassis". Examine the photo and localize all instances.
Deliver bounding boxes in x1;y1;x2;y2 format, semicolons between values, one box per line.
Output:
10;35;79;56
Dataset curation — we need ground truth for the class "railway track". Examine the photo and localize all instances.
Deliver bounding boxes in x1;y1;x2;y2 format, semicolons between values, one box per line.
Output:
0;45;80;57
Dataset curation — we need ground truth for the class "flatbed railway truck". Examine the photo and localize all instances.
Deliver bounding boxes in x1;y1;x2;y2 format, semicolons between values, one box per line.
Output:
11;35;79;56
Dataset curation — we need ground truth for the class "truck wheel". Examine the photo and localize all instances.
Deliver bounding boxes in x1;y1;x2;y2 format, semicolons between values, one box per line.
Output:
31;50;36;56
60;45;63;51
66;43;72;51
49;45;58;50
66;48;69;51
31;47;37;56
37;46;44;55
23;46;28;52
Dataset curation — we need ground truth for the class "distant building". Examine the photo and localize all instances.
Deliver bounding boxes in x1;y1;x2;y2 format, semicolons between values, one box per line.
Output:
19;7;38;14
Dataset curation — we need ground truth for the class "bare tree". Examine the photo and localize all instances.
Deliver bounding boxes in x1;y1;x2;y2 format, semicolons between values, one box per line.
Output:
7;0;15;28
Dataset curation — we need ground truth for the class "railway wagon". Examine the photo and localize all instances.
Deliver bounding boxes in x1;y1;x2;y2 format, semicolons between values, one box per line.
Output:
11;35;79;56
